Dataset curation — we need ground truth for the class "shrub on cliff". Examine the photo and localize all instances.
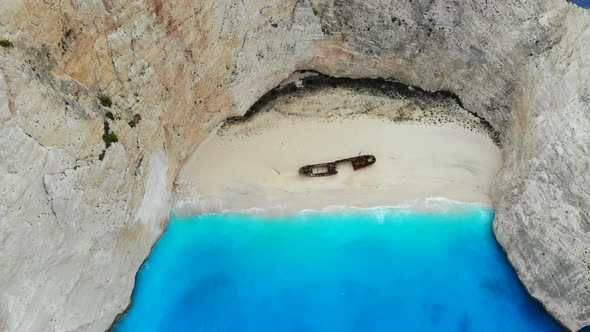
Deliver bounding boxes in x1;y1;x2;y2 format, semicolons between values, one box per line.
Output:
0;39;13;48
102;132;119;148
98;95;112;108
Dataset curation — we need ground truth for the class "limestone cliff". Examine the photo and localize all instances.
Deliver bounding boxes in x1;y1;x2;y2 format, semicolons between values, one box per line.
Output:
0;0;588;331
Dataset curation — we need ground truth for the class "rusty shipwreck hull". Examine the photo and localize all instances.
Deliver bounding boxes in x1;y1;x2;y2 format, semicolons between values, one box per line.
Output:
298;155;376;177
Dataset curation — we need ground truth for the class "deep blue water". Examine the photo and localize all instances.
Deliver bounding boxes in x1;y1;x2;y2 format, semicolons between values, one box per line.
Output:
115;205;562;332
573;0;590;7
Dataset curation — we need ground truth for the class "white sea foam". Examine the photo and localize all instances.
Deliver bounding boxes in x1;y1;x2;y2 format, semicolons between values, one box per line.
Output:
171;195;493;218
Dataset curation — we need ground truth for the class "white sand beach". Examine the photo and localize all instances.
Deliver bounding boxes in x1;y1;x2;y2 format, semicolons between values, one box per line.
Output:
175;86;503;215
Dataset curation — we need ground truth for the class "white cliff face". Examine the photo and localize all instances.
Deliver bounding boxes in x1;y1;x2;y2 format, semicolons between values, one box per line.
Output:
0;0;588;331
0;64;168;330
494;9;590;328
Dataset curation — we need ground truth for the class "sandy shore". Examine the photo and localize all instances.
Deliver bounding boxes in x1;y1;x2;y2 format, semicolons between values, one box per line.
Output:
175;86;503;215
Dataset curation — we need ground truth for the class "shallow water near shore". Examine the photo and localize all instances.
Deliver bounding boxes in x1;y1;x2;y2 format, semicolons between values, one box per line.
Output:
114;204;562;332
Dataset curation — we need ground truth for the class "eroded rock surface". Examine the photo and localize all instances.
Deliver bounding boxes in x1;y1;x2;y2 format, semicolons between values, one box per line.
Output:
0;0;588;330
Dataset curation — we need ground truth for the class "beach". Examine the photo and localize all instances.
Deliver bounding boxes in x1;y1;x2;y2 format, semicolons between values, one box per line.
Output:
175;85;503;215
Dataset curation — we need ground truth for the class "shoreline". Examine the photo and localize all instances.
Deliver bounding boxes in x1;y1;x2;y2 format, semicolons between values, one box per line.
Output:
171;197;494;219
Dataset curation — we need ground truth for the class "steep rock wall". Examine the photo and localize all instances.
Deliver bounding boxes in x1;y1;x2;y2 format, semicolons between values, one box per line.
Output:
0;0;588;330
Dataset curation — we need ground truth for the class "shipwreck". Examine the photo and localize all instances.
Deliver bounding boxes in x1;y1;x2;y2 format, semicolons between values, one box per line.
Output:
298;155;376;177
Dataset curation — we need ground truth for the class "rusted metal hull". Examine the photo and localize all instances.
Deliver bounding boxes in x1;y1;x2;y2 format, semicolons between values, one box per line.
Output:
298;155;376;177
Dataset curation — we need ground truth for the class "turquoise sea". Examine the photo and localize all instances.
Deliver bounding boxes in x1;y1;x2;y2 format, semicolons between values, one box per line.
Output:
114;204;562;332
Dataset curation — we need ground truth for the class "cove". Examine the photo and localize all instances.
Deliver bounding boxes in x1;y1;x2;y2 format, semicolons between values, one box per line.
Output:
114;204;562;331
